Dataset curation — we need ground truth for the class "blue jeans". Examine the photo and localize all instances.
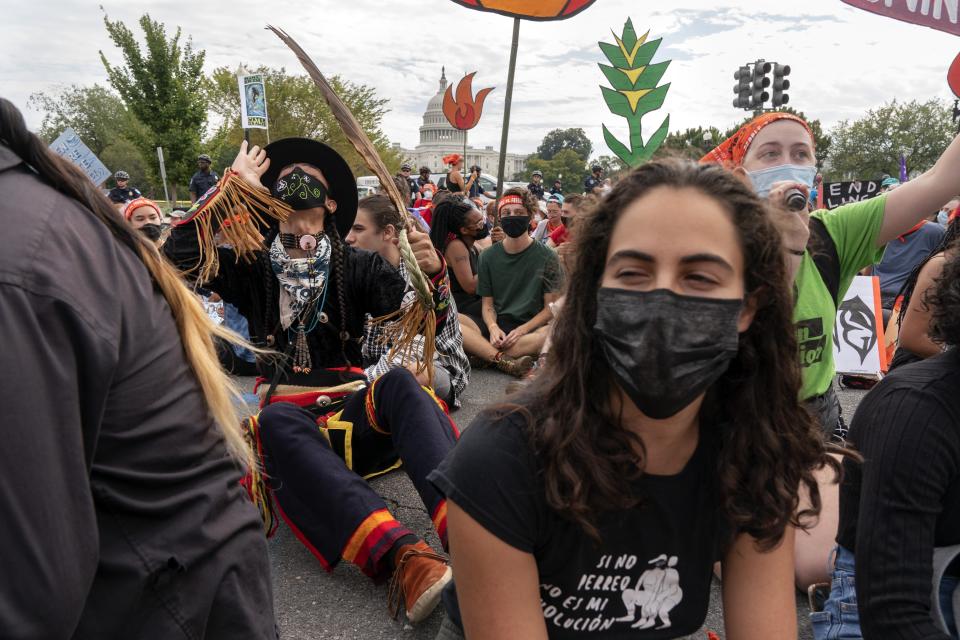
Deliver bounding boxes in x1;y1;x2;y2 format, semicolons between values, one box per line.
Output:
812;546;959;640
811;546;861;639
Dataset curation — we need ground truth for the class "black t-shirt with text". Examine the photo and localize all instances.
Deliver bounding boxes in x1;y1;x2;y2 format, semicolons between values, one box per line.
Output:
429;410;725;638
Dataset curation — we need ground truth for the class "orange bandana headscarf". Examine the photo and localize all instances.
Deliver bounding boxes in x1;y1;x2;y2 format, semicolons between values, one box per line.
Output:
122;197;163;221
700;113;814;169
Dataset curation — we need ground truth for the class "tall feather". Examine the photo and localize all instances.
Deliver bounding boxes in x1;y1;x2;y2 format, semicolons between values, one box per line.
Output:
267;25;438;380
267;25;408;215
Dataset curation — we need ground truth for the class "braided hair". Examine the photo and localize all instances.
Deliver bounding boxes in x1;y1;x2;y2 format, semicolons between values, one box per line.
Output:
896;217;960;327
325;213;352;369
428;197;474;252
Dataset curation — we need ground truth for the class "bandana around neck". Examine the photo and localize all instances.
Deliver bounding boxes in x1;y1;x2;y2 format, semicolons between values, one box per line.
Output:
269;233;332;329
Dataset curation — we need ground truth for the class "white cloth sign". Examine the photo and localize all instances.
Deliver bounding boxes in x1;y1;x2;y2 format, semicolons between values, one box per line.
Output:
49;128;111;186
238;74;268;129
833;275;887;376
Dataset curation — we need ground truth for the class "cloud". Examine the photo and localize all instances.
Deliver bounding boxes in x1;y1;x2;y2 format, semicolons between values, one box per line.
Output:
4;0;960;161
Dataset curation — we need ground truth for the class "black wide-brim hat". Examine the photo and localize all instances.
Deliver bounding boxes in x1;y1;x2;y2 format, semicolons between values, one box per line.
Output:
260;137;358;239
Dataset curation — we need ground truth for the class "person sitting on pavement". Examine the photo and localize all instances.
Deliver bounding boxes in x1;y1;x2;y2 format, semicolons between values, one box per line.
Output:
889;215;960;371
430;159;844;639
164;139;458;624
818;250;960;640
584;164;604;195
476;187;561;366
106;169;141;208
702;110;960;591
874;204;945;314
189;153;219;204
0;97;275;638
122;196;165;246
346;194;470;408
526;169;545;200
427;197;529;378
533;193;564;245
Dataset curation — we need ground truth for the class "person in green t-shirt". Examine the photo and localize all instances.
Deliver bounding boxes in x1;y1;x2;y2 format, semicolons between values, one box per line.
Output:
477;188;562;361
704;111;960;591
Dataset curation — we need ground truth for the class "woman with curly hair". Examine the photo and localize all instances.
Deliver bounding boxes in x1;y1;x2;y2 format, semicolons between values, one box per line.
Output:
430;159;843;639
888;216;960;370
824;251;960;639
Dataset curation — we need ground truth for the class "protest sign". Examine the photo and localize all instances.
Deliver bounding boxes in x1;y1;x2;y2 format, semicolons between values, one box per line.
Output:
841;0;960;37
238;73;268;129
833;275;887;376
49;128;111;186
599;19;671;167
448;0;596;20
822;180;883;209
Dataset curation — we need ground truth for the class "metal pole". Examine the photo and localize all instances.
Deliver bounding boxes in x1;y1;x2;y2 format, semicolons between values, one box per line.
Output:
156;146;170;205
494;17;521;220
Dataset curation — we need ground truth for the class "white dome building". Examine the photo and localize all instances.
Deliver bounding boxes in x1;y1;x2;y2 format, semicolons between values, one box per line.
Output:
397;68;527;181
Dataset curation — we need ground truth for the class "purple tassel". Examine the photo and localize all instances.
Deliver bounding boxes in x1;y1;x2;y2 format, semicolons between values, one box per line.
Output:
900;154;908;182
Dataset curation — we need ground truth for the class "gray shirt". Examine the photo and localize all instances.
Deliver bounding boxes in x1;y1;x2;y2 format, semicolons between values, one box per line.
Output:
0;145;274;638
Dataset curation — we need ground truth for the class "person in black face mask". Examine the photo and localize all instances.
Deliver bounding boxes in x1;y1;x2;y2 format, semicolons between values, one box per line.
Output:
469;187;561;365
428;159;850;640
428;197;530;377
123;197;165;246
164;139;460;623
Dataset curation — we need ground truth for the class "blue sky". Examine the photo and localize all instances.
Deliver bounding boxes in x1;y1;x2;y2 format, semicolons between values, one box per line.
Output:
4;0;960;157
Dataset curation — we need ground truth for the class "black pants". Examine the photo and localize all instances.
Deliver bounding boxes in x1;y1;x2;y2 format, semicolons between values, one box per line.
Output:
257;368;458;579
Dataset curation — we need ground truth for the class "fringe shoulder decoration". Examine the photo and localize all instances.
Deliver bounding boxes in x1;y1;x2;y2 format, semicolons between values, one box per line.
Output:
268;25;438;381
176;169;292;283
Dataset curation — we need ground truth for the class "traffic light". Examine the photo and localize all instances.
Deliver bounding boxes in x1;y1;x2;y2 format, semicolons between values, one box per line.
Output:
733;65;752;109
751;61;771;109
772;63;791;107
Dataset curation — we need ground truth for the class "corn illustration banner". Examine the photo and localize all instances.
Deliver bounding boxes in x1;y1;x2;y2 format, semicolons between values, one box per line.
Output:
599;19;672;167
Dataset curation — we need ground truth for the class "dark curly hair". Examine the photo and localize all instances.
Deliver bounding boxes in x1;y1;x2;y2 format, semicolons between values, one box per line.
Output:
927;249;960;347
499;158;843;548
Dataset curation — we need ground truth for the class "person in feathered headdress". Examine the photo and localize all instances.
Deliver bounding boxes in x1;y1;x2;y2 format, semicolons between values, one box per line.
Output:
164;137;459;623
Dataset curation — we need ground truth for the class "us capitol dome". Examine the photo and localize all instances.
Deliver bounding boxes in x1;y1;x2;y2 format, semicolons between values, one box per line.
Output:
396;68;527;180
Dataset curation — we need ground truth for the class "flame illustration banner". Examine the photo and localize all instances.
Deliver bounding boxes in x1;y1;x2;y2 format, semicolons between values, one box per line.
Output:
448;0;596;20
443;72;495;130
840;0;960;36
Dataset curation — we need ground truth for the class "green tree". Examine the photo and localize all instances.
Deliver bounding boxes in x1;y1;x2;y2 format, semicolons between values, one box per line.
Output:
29;84;158;196
724;107;832;172
524;148;588;186
587;155;628;179
654;126;724;161
535;128;592;162
203;66;400;178
100;12;207;201
826;99;953;181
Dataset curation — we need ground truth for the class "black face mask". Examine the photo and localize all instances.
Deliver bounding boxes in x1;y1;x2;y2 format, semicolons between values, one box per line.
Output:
593;288;743;419
473;222;491;240
273;167;329;210
501;215;530;238
139;223;163;242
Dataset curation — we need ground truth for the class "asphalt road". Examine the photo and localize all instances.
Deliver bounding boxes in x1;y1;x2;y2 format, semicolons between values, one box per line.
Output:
237;372;868;640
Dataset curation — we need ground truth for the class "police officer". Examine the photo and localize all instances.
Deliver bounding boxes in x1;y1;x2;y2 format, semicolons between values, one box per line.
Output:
584;164;604;195
526;169;545;200
398;162;419;205
106;171;141;207
189;153;219;204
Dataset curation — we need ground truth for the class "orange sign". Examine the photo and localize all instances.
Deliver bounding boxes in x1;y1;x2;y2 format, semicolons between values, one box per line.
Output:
449;0;596;20
442;72;494;130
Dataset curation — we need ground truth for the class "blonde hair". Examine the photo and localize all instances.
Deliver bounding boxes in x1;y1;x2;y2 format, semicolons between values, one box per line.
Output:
0;97;255;470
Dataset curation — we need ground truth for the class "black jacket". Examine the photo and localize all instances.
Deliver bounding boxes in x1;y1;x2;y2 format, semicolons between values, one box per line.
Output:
0;145;275;638
164;224;409;388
